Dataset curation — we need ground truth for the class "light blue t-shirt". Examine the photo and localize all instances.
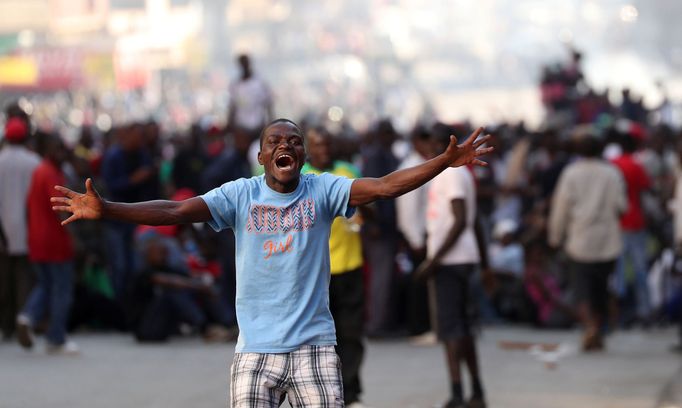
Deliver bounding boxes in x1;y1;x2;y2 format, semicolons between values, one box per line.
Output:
201;173;355;353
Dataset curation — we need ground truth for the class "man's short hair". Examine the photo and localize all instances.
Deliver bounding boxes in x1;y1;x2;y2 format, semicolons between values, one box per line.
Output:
410;124;431;142
259;118;303;148
576;136;604;158
237;54;250;66
430;122;455;146
619;133;638;153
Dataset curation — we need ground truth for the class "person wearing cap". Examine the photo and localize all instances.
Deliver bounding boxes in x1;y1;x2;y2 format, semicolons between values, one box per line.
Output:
0;116;41;341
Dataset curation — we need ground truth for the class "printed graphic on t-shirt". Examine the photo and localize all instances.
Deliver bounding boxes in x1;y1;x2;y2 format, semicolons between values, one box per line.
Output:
246;199;316;234
263;234;294;259
246;199;316;259
199;173;355;352
426;188;441;220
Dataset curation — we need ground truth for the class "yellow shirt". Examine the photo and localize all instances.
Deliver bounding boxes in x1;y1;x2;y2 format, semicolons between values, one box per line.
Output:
302;161;363;275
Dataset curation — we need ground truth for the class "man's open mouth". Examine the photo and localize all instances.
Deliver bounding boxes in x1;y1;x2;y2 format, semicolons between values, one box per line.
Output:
275;153;295;171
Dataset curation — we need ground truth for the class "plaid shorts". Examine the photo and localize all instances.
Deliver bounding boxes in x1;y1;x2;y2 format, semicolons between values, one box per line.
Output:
230;345;344;408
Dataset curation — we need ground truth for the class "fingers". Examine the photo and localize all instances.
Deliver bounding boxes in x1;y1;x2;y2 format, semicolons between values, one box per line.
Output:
471;159;488;167
475;146;495;156
61;214;78;226
85;178;94;194
52;206;72;212
473;134;491;148
50;197;70;204
54;185;77;198
465;127;484;144
449;134;458;145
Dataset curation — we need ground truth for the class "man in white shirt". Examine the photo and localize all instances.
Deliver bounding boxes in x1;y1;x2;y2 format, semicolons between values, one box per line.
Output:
0;115;41;340
416;128;493;408
228;54;273;138
396;125;433;339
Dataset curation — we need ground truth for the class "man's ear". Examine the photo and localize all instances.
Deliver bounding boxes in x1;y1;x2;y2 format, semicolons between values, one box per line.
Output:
257;151;263;165
299;152;307;170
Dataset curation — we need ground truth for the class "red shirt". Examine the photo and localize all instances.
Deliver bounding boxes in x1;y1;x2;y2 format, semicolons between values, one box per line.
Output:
27;160;73;262
611;154;650;231
187;255;221;278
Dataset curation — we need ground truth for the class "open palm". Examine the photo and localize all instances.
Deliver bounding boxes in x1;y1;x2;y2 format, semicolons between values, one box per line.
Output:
445;127;493;168
51;178;104;226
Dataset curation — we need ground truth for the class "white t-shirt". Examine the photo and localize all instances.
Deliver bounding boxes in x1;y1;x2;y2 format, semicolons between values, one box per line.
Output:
426;166;479;265
396;151;428;250
229;76;272;131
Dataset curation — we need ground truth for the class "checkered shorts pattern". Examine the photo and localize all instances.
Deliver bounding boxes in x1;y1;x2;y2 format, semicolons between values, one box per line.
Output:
230;345;344;408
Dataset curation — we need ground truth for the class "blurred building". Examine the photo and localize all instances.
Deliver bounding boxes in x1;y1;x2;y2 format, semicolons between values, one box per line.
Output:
0;0;681;132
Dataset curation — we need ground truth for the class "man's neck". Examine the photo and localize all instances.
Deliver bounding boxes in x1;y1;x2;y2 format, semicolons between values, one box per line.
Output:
264;174;300;194
47;158;62;169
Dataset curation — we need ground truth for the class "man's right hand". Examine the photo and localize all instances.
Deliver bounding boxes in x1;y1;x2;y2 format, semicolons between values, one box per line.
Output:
51;178;104;226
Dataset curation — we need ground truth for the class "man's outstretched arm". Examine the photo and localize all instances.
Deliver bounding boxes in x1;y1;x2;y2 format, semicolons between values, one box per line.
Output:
349;127;492;207
51;178;212;226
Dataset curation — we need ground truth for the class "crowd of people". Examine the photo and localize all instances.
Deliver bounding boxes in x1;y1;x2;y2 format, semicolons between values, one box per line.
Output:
1;51;682;406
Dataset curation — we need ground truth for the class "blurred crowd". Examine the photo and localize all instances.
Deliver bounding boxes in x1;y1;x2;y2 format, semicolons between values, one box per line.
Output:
1;50;682;352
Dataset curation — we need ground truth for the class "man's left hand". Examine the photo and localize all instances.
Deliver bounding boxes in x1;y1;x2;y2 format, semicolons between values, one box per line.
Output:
443;127;493;168
414;258;438;282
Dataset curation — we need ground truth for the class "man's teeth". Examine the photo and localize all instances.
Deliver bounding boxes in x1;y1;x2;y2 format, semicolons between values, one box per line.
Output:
276;154;294;169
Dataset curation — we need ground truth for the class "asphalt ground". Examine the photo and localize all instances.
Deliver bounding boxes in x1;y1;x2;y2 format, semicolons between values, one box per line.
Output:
0;327;679;408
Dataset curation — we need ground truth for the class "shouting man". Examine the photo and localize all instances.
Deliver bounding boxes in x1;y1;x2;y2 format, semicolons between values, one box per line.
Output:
51;119;492;407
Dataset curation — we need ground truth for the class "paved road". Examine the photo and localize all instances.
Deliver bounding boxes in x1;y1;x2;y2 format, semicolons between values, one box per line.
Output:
0;327;679;408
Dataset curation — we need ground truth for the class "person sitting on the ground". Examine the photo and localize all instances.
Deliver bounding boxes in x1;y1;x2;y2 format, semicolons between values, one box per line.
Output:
129;238;234;343
489;219;524;277
186;232;222;282
524;240;575;329
489;219;529;322
69;253;127;332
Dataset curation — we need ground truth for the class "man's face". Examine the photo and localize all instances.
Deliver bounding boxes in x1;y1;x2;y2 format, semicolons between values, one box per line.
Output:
258;122;306;186
120;126;142;152
413;137;431;158
306;129;332;170
428;138;448;160
233;128;251;155
46;137;67;165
